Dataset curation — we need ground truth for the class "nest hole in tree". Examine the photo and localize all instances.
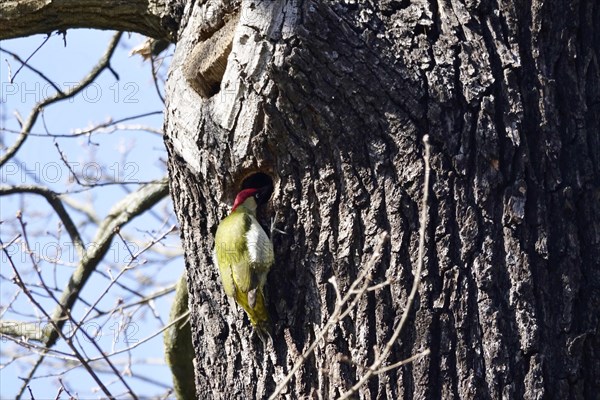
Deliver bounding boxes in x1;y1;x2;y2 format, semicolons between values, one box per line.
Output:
240;172;274;203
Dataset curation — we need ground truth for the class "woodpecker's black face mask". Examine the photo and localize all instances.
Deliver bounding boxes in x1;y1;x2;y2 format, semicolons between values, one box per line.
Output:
254;185;273;206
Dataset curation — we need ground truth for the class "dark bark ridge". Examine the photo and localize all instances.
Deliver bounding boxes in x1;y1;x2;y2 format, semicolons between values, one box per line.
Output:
165;0;599;399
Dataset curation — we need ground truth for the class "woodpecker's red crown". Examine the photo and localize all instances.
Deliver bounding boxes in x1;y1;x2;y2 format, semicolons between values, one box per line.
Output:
232;188;259;211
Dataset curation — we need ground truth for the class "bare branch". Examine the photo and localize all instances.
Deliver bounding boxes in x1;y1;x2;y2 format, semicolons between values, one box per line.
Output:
74;225;176;337
0;0;175;41
46;178;170;348
150;55;166;103
1;21;175;399
88;283;176;320
0;32;122;167
15;211;140;400
0;321;47;342
1;113;164;138
0;237;115;399
4;179;169;392
0;185;85;258
88;310;190;361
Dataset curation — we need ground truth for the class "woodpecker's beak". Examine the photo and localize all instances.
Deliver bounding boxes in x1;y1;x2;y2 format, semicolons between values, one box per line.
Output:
255;185;273;205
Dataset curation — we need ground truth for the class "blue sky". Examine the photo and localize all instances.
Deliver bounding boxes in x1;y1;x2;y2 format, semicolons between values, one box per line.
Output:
1;29;184;398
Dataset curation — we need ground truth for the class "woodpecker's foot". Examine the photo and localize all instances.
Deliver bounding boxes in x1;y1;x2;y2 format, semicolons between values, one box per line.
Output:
270;217;287;238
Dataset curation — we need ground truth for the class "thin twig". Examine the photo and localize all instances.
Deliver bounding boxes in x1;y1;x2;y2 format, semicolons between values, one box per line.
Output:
150;55;165;104
73;226;175;337
88;284;176;320
86;310;190;361
27;385;35;400
15;214;139;400
269;232;389;400
373;348;431;375
10;179;167;399
4;34;51;83
0;46;63;94
0;237;115;400
53;141;84;186
0;333;79;361
0;32;122;167
0;185;85;258
45;178;169;348
338;134;432;399
1;119;163;138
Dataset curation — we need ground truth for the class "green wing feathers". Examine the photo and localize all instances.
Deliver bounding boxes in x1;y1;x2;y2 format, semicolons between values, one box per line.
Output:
214;211;249;296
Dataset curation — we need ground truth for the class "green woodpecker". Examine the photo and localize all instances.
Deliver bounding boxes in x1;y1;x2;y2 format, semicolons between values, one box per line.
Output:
213;187;274;341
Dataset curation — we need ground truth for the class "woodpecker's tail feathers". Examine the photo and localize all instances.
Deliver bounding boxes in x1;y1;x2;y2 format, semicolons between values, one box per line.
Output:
255;321;272;346
238;288;271;344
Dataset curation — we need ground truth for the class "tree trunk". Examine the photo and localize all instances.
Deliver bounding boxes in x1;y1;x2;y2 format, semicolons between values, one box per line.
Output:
164;0;599;398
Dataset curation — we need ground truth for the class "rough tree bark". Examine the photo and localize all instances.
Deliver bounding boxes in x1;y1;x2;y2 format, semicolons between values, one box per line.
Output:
163;0;600;399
